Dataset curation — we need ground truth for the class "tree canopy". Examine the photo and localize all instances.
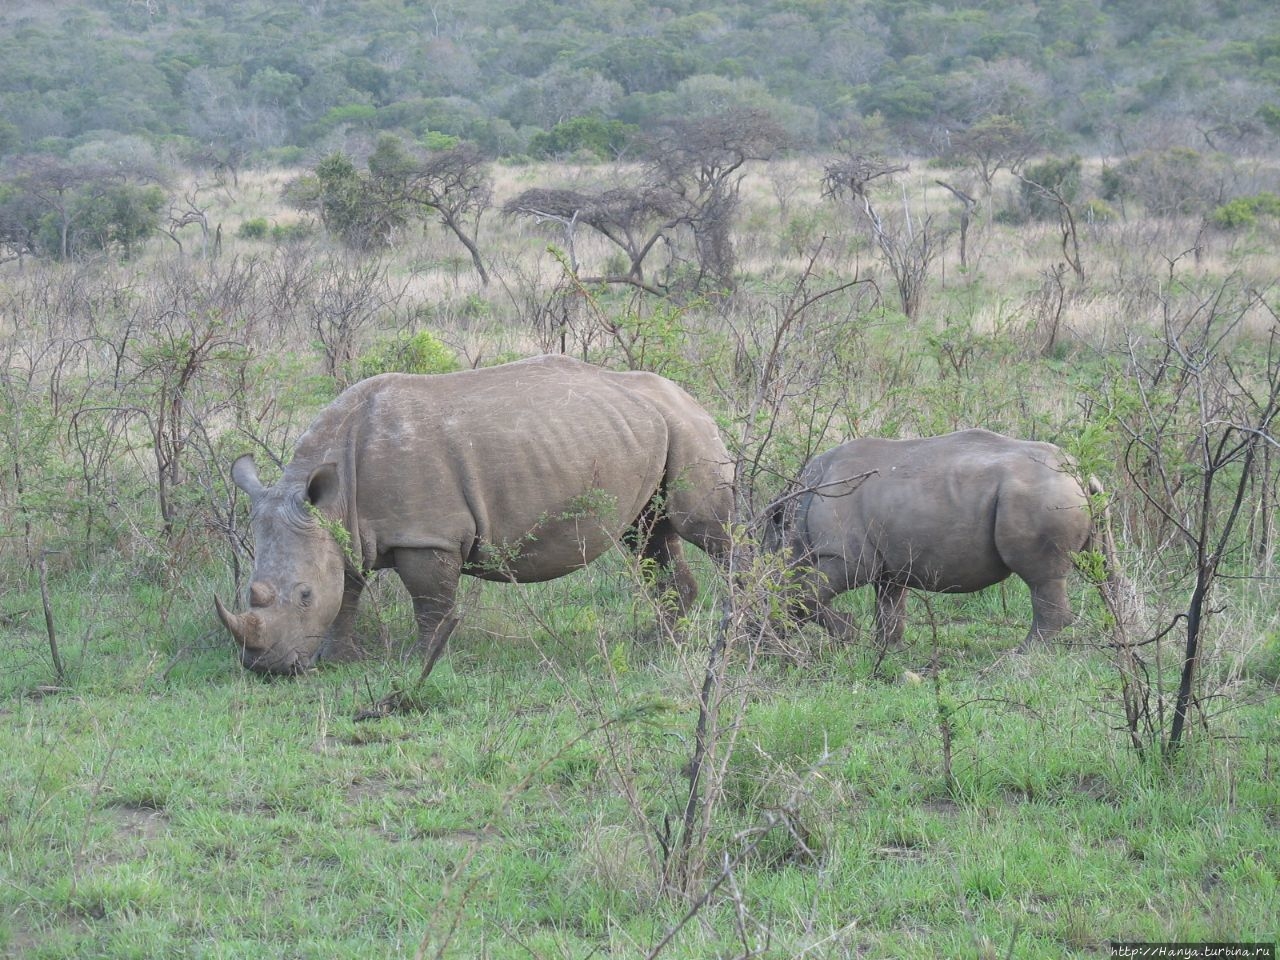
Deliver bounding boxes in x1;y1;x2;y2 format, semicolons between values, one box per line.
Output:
1;0;1277;162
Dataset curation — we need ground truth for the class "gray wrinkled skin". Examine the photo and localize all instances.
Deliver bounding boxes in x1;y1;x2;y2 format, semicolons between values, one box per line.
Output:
216;355;734;675
770;429;1093;650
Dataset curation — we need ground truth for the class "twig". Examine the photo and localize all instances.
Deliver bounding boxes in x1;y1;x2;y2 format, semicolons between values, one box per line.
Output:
38;553;65;683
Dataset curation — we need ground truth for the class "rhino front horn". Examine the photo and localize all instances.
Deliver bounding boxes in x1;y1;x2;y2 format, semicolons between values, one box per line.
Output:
214;595;261;650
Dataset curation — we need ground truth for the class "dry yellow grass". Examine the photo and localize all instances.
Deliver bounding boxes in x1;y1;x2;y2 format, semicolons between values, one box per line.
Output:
13;156;1275;362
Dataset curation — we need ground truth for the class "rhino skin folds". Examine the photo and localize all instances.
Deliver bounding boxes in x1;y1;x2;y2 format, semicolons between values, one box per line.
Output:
216;355;734;676
770;429;1095;651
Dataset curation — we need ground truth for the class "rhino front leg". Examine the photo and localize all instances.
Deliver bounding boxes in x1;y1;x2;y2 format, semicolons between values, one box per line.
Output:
393;547;463;676
815;604;857;641
1018;578;1074;651
874;581;908;649
319;571;367;663
791;556;850;638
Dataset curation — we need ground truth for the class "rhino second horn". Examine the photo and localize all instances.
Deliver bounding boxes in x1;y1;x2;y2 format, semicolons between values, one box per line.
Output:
249;582;275;607
214;595;263;650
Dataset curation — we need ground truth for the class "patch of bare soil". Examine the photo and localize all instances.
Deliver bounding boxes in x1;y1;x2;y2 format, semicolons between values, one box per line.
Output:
921;796;962;816
103;801;168;846
874;840;930;862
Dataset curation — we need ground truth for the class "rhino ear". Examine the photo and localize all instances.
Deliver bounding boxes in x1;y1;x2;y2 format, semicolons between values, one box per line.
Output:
306;462;342;511
230;454;266;502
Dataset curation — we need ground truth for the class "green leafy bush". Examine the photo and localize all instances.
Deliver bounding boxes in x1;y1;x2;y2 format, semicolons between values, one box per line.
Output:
1101;148;1222;216
357;330;461;379
33;181;165;260
1018;155;1081;221
422;130;461;151
1210;192;1280;230
237;218;269;240
270;221;314;243
528;117;636;160
1081;198;1118;223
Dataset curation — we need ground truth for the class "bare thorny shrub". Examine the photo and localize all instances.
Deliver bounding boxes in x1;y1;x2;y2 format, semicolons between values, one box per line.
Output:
304;251;413;385
1092;270;1280;760
821;159;945;322
0;250;404;682
382;255;877;955
653;254;879;920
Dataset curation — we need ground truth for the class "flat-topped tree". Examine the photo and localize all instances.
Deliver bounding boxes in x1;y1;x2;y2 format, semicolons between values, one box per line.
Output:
502;185;679;294
506;108;788;294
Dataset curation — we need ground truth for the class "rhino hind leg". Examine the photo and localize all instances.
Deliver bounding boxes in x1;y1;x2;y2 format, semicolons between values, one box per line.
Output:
1017;578;1075;652
631;516;699;617
393;547;463;673
656;461;734;566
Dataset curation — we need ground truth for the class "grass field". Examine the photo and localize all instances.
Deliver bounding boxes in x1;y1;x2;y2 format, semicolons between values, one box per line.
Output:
2;550;1276;958
2;158;1278;958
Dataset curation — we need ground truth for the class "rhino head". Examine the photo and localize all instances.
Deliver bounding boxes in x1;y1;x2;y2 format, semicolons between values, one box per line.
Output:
215;454;347;675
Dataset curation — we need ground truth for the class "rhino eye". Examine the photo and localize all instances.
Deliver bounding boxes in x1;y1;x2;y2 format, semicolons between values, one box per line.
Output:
298;587;313;607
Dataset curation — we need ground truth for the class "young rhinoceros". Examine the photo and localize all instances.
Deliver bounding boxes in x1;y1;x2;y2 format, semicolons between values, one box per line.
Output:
768;429;1097;650
216;355;734;675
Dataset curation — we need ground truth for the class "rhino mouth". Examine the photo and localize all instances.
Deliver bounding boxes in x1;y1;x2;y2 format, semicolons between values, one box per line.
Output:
238;636;324;677
215;594;321;677
240;648;313;677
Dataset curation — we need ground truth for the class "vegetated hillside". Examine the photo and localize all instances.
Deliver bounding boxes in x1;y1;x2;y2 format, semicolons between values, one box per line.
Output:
1;0;1278;163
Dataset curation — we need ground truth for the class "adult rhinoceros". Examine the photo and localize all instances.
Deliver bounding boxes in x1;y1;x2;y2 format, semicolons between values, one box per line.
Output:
216;355;734;675
767;429;1098;650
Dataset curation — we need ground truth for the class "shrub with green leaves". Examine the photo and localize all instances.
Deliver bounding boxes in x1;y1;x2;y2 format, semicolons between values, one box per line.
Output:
1100;147;1223;217
1018;155;1081;220
528;117;636;161
236;218;269;240
270;221;314;243
357;330;461;379
1210;192;1280;230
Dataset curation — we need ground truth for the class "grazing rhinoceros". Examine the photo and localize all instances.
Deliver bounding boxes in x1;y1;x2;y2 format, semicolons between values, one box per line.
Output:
215;355;734;675
767;429;1097;650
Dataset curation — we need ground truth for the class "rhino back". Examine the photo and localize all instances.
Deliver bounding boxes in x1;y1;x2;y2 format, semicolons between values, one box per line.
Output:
801;430;1087;591
289;358;671;579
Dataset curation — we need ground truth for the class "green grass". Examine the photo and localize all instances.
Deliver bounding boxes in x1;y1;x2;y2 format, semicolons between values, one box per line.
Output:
1;557;1276;959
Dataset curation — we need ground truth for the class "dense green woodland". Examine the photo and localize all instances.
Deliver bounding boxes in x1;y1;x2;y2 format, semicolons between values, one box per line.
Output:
2;0;1279;162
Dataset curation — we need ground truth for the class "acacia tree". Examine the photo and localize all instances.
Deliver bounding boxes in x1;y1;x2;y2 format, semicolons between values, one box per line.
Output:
949;114;1040;193
506;109;788;295
2;156;163;261
367;136;493;285
641;109;788;291
11;156;110;260
285;137;493;284
821;152;907;200
502;185;679;293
